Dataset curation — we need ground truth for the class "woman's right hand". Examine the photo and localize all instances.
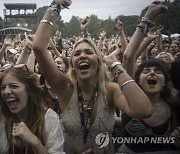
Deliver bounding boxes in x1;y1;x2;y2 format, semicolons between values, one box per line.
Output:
3;35;12;48
115;19;124;34
144;0;168;22
53;0;72;7
12;122;39;146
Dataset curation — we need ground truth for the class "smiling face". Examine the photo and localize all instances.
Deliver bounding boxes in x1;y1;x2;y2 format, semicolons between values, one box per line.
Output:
156;52;174;65
6;51;16;63
169;43;179;55
55;57;66;72
151;48;158;58
139;66;165;94
0;73;28;114
71;41;99;81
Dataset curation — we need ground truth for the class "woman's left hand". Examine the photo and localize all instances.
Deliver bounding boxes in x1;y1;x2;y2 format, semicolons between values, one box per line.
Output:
103;49;120;66
54;0;72;7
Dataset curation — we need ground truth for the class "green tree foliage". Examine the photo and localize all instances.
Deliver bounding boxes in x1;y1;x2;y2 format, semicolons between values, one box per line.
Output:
88;15;101;38
64;16;81;37
0;17;3;29
140;0;180;34
116;15;139;36
1;1;179;38
101;16;116;38
35;6;48;22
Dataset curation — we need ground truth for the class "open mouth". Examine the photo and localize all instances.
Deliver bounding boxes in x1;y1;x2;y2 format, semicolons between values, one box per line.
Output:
78;62;90;71
147;77;157;85
6;98;18;109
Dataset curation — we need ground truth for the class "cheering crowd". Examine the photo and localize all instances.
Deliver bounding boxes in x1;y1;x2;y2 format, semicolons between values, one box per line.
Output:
0;0;180;153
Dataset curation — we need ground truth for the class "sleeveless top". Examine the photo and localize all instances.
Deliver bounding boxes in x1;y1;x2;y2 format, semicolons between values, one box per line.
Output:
62;85;115;154
120;113;176;153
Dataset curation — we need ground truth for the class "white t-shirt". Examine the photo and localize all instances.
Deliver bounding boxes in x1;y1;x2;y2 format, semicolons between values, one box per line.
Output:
0;108;65;154
45;108;65;154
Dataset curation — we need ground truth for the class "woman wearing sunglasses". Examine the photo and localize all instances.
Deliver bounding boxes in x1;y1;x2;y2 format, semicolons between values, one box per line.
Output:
0;64;65;154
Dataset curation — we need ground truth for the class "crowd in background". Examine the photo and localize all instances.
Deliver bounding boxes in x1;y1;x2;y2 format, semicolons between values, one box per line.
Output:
0;0;180;154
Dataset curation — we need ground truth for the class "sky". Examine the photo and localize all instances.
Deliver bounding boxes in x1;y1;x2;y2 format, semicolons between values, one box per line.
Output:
0;0;154;22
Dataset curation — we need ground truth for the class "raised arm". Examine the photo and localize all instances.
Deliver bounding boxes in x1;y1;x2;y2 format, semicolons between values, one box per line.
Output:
115;19;128;53
80;16;90;38
97;28;106;51
156;26;164;53
16;35;33;65
103;52;152;119
32;0;72;103
49;37;62;57
135;27;159;61
123;0;168;78
0;36;12;63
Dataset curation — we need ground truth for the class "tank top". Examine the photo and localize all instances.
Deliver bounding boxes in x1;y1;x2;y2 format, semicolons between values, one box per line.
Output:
62;85;115;154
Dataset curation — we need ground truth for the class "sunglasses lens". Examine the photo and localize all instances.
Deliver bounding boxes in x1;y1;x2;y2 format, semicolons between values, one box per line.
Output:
0;64;12;72
0;64;29;72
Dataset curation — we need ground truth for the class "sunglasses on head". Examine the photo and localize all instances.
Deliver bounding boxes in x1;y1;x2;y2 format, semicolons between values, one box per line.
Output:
0;64;29;73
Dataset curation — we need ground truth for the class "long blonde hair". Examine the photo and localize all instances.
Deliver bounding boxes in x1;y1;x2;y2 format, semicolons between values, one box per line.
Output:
68;38;109;97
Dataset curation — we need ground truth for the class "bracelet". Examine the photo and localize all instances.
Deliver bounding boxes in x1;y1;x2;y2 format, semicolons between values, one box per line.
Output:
49;1;70;15
141;17;154;26
121;79;135;90
40;20;54;28
109;61;122;71
81;30;88;38
136;24;148;36
136;24;144;32
140;17;154;37
49;1;62;14
113;69;124;82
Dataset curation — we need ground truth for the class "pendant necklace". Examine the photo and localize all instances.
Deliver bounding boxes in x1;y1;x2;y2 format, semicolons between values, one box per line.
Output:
82;97;92;111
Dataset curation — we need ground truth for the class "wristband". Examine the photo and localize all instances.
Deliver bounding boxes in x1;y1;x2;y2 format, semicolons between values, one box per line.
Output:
140;17;154;37
113;69;124;82
49;1;62;14
109;61;122;71
121;80;135;90
40;20;54;27
141;17;154;26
